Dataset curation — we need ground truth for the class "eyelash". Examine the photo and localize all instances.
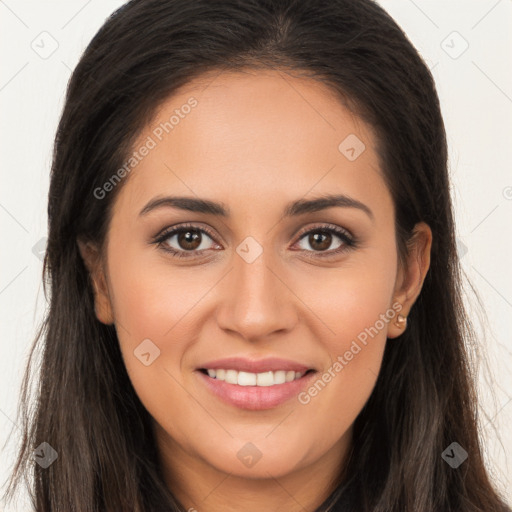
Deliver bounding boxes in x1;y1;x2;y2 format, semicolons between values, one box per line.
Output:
152;222;358;260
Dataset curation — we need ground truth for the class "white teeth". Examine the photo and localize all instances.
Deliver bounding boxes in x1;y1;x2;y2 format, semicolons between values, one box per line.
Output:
273;370;286;385
204;368;307;386
238;371;257;386
225;369;238;385
256;371;274;386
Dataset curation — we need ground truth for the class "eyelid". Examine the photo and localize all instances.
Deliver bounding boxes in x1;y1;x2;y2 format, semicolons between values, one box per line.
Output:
292;222;354;243
154;222;219;244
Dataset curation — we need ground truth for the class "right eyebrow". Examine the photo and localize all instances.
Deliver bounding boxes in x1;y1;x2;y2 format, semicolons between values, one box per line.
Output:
139;196;228;217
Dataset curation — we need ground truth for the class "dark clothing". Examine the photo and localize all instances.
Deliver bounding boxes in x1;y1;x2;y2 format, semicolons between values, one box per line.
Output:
313;477;512;512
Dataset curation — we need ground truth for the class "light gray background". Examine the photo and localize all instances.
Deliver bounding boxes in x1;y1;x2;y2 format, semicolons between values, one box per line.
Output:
1;1;511;510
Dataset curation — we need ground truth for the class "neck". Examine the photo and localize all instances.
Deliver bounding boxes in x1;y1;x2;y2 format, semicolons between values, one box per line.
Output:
154;422;353;512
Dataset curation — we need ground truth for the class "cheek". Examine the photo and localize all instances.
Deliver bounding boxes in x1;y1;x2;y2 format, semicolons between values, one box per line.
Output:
292;244;397;422
294;245;397;352
111;269;206;343
106;258;212;445
104;239;213;400
106;230;214;346
294;285;390;450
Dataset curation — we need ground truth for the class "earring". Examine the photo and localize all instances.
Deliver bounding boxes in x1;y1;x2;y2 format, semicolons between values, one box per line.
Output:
394;314;407;329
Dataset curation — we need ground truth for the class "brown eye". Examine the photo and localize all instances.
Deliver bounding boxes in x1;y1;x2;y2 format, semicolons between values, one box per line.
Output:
297;229;345;252
307;231;333;251
155;224;219;257
292;224;357;258
176;229;203;250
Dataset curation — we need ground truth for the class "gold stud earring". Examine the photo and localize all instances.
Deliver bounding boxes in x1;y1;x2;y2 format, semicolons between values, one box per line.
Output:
394;314;407;329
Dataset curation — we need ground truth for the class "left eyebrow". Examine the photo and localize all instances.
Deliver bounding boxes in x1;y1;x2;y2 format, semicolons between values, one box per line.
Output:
282;194;374;222
139;193;374;222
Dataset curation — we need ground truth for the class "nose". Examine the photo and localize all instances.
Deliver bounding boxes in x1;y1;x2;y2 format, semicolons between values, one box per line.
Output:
215;250;298;342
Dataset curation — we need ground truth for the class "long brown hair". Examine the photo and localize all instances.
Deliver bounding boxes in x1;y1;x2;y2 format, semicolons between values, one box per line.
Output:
3;0;510;510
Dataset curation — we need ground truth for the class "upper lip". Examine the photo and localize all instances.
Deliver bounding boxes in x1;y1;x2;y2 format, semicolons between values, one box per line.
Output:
197;357;315;374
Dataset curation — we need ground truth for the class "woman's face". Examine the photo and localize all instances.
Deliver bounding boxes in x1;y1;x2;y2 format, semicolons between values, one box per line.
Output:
81;69;431;502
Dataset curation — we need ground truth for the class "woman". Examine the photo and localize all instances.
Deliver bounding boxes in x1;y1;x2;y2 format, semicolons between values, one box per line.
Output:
4;0;510;510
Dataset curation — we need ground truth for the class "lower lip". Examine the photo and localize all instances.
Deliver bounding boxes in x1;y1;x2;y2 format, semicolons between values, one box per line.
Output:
196;370;317;410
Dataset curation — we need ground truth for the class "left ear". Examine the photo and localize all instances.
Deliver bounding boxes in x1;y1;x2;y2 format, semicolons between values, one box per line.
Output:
387;221;432;339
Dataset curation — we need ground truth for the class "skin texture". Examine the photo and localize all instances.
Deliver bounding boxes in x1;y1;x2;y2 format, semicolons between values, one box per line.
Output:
78;69;432;512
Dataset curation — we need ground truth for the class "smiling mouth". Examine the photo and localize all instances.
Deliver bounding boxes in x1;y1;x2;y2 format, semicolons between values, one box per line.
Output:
198;368;316;386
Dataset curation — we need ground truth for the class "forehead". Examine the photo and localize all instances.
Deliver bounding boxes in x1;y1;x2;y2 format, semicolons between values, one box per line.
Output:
113;69;390;221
